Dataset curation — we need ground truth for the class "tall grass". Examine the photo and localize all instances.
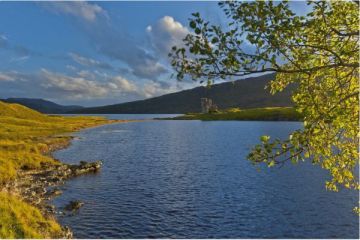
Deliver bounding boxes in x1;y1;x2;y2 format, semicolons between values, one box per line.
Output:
0;101;110;238
0;192;62;238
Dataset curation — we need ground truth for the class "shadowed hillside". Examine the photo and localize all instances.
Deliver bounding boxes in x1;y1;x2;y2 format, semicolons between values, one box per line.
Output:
72;73;294;114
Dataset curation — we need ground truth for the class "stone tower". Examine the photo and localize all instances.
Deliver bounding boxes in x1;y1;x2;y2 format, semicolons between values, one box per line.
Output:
201;98;213;113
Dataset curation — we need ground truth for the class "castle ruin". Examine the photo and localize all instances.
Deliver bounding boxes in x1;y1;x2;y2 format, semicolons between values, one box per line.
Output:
201;98;218;113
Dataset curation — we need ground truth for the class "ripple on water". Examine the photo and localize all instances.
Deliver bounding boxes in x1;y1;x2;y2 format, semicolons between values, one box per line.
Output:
53;120;359;238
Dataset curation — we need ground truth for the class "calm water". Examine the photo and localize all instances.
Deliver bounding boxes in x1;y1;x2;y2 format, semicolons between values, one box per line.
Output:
53;117;359;238
60;113;181;120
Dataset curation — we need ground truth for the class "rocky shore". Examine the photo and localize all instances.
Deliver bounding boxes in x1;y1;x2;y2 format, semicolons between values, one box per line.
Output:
0;101;138;238
1;159;103;238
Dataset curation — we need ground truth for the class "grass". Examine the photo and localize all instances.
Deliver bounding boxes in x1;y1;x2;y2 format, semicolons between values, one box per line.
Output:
0;101;110;183
0;192;62;238
169;107;303;121
0;101;112;238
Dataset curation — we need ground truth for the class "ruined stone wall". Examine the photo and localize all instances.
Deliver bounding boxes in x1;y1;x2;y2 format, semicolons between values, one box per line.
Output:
201;98;213;113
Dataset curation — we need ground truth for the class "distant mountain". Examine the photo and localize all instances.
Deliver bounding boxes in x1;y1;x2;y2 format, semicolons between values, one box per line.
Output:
72;73;295;114
1;98;83;114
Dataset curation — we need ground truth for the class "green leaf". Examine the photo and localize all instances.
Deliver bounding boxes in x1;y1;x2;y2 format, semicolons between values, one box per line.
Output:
260;135;270;142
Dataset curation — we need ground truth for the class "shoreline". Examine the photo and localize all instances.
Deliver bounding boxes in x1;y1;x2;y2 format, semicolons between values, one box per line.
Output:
157;107;303;122
0;119;132;238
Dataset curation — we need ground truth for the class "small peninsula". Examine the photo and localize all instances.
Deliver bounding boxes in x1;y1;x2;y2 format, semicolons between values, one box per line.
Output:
162;107;302;121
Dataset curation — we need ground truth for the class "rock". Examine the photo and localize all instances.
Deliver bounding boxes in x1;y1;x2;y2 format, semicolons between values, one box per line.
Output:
45;204;56;213
53;189;63;196
8;160;102;237
64;200;84;211
79;160;87;165
35;187;46;195
62;226;73;239
57;211;64;215
46;188;63;197
68;160;103;177
49;176;61;183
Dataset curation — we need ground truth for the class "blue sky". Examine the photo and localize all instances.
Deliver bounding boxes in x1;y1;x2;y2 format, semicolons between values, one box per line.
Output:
0;1;308;106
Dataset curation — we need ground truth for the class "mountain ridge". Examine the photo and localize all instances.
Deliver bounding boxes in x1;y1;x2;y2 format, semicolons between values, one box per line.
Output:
1;98;83;114
72;73;294;114
1;74;295;114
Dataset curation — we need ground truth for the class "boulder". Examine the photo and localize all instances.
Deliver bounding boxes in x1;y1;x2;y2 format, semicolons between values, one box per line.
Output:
46;188;63;197
64;200;84;211
69;160;102;176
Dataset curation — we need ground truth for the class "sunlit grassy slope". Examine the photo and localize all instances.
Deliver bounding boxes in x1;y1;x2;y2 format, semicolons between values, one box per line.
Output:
0;192;62;238
170;107;302;121
0;101;109;183
0;101;111;238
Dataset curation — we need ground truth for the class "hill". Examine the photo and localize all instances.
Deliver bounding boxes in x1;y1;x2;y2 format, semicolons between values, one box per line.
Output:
0;100;109;182
72;73;294;114
1;98;83;114
0;100;46;120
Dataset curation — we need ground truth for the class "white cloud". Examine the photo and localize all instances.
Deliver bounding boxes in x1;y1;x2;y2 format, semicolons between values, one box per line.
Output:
40;69;139;99
43;3;168;80
10;55;30;63
110;76;138;92
131;59;167;79
142;80;179;98
41;69;108;98
0;34;8;48
0;72;15;81
91;30;168;79
0;34;32;58
147;16;190;57
66;65;77;71
0;71;28;82
76;70;96;79
42;2;106;22
0;67;192;104
69;52;112;69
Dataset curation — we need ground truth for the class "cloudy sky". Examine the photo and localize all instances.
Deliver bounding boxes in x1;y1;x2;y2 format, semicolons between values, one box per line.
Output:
0;1;307;107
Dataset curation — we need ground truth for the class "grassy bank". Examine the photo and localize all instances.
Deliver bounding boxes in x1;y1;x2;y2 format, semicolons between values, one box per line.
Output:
0;192;62;238
0;101;114;238
167;107;302;121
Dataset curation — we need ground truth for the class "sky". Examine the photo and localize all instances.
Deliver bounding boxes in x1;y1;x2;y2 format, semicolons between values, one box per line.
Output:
0;1;308;107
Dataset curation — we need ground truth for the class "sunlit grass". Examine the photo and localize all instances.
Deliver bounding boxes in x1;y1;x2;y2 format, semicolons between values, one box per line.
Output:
0;101;111;238
172;107;302;121
0;192;62;238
